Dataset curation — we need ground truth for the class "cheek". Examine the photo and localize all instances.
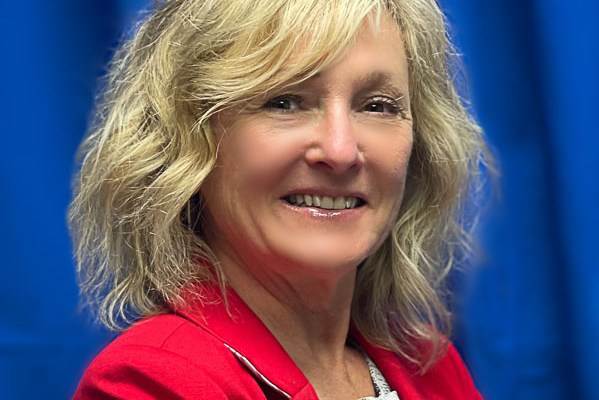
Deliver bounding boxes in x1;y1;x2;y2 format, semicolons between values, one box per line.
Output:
377;135;413;184
372;136;413;217
202;131;293;211
223;135;302;194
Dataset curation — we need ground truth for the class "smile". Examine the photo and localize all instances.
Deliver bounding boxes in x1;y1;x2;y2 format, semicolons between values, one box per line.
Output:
284;194;365;210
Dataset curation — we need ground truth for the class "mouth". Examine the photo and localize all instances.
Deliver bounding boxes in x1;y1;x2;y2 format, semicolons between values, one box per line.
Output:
283;194;366;210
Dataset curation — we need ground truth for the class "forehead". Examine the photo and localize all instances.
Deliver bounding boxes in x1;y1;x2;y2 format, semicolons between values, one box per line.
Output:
273;12;407;90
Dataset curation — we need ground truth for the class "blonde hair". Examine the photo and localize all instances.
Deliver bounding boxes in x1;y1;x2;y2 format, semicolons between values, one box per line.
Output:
69;0;489;371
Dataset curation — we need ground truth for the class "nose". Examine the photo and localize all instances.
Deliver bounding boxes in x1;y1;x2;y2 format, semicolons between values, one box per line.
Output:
304;105;364;174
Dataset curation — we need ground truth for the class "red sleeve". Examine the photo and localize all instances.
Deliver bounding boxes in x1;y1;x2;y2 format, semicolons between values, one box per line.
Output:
445;344;483;400
72;344;229;400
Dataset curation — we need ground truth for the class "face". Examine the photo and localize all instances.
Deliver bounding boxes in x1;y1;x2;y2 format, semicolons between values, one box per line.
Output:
201;15;413;280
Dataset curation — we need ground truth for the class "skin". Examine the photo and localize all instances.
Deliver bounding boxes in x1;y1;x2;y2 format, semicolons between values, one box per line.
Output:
201;14;413;400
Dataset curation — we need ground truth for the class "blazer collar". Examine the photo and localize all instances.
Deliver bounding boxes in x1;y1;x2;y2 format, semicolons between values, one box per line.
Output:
173;283;430;399
173;284;317;399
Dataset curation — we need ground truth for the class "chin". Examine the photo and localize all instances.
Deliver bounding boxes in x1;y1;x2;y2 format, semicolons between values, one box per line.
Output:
274;238;373;276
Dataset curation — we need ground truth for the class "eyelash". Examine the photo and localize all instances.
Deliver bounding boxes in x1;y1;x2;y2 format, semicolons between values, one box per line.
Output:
262;94;406;118
263;95;303;113
363;96;404;117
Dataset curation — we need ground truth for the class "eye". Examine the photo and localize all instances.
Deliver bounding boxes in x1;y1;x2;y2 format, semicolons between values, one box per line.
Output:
362;96;404;117
263;95;303;113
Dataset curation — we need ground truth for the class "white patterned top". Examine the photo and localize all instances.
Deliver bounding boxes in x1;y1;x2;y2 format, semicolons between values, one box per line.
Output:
359;353;400;400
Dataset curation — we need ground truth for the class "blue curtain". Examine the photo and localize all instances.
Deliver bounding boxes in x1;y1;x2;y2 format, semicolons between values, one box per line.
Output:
1;1;146;399
1;1;596;399
442;0;599;399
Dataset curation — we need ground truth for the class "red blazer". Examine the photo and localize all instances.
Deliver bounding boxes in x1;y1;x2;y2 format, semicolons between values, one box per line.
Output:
73;286;482;399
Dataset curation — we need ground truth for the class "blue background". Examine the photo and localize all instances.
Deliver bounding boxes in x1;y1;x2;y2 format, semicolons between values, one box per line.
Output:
1;1;597;399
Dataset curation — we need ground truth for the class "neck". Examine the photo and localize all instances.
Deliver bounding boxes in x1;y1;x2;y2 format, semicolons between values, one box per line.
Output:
218;251;357;368
214;248;377;400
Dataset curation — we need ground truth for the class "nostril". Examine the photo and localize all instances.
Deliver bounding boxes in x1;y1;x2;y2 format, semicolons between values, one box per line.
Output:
303;114;363;173
304;146;363;174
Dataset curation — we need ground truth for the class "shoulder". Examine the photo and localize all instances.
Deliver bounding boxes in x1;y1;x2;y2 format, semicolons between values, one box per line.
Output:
416;342;482;400
87;313;236;371
73;314;257;399
358;332;481;400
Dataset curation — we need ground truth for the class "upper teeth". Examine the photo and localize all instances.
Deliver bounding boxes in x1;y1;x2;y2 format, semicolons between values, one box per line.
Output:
287;194;360;210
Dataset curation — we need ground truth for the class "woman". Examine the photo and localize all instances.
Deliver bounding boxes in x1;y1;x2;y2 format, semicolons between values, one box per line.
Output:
70;0;488;399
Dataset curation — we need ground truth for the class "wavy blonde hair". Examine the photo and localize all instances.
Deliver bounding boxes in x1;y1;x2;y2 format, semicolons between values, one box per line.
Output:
69;0;489;371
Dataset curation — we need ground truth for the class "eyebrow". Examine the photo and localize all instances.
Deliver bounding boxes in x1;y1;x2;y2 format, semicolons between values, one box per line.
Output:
352;71;408;98
277;70;409;108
